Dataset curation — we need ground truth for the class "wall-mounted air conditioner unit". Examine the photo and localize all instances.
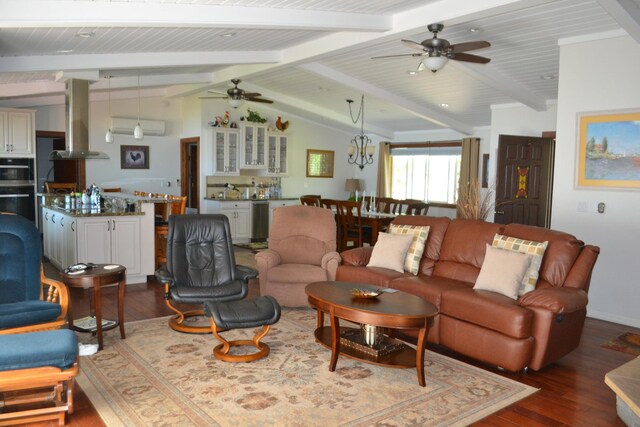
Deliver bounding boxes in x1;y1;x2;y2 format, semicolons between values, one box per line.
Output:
110;117;166;136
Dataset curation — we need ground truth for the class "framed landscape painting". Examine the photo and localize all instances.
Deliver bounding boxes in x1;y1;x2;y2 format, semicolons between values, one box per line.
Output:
577;111;640;189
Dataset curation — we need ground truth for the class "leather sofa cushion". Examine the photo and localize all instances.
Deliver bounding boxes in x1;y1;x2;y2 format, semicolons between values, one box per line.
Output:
434;220;504;283
441;288;533;339
390;275;472;309
336;265;409;287
503;223;582;287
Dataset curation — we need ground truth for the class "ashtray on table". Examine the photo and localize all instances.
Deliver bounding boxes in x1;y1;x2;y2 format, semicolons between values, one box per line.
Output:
351;288;383;299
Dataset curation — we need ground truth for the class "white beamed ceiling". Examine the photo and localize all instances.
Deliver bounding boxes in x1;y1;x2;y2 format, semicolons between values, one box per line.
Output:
0;0;639;135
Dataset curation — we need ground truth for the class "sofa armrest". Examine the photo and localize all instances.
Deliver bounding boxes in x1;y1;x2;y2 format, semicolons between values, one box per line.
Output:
40;266;69;320
340;247;374;266
235;265;258;283
321;251;341;280
518;287;588;314
255;249;281;270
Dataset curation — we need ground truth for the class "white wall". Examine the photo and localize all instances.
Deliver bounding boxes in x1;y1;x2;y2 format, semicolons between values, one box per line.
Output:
34;94;183;195
553;35;640;327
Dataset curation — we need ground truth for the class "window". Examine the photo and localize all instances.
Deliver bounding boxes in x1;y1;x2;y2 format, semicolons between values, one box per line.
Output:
390;143;461;204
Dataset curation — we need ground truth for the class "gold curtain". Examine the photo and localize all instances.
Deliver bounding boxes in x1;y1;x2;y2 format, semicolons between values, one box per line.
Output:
376;142;393;197
457;137;481;217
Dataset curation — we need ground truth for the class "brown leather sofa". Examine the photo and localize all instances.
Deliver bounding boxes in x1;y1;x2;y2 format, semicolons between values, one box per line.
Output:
336;216;600;372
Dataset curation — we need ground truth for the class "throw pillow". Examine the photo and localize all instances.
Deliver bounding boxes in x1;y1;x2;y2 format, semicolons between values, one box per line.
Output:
474;244;531;300
492;234;548;296
367;232;414;273
389;224;430;275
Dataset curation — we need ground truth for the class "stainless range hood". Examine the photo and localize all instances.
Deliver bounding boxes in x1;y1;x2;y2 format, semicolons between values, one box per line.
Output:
50;79;109;160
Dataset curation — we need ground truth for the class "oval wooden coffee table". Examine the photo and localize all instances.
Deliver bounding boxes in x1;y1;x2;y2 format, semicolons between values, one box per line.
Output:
305;281;438;387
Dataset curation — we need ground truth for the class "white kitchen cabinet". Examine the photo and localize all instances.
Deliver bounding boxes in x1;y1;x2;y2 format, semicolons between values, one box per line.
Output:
240;123;267;169
211;128;240;176
266;133;288;176
42;208;76;270
268;199;298;228
0;108;35;156
76;216;141;276
205;200;251;242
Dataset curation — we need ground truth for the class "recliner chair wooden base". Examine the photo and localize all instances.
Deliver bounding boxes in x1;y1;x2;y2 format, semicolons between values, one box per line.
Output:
164;284;211;334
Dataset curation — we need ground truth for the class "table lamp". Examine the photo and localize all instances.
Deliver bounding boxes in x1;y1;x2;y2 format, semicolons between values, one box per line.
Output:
345;178;360;200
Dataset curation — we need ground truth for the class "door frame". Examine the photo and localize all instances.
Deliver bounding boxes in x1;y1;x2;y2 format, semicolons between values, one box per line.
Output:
180;137;199;212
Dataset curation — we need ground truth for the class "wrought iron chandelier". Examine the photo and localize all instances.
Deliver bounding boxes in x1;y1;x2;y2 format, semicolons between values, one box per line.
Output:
346;95;374;170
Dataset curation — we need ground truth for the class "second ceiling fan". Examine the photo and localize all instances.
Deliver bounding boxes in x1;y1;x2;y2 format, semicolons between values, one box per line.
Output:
373;23;491;73
201;79;273;107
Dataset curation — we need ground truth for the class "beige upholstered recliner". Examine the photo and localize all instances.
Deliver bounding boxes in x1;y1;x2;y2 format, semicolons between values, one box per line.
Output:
256;205;341;307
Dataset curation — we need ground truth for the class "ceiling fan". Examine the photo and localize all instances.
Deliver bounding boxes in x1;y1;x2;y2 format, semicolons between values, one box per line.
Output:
200;79;273;108
372;23;491;73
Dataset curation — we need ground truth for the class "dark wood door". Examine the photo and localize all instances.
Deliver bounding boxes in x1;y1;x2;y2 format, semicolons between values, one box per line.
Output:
494;134;555;227
180;137;199;212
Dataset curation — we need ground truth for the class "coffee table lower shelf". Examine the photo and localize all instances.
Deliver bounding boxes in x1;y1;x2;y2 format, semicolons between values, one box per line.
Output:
314;326;417;369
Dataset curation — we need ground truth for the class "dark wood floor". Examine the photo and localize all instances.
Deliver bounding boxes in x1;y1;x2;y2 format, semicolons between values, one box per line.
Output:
29;265;639;426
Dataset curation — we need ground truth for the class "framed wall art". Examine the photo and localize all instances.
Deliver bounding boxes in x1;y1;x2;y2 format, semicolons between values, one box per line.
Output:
306;149;334;178
577;111;640;189
121;145;149;169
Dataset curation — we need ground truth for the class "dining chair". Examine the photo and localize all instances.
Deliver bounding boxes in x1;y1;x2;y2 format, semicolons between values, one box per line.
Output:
44;182;76;194
375;197;395;213
101;187;121;193
406;202;430;216
155;195;187;269
300;195;321;206
319;199;341;243
335;200;372;251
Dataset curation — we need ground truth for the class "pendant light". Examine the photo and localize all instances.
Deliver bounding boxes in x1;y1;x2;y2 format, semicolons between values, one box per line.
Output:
105;76;114;143
133;73;144;140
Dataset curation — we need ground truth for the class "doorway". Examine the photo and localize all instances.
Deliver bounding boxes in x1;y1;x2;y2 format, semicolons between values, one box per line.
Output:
180;137;199;212
494;134;555;227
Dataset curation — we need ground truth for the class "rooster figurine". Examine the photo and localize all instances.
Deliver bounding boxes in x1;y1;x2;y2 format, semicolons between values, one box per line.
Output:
275;116;289;131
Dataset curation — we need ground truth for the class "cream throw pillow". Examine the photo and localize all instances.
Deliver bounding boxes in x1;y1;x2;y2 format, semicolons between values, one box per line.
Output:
474;244;531;300
367;232;414;273
492;234;548;296
389;224;430;275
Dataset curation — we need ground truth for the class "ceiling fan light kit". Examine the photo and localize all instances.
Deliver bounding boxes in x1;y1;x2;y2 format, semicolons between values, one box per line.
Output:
423;55;449;73
228;97;244;108
134;74;144;140
201;79;274;107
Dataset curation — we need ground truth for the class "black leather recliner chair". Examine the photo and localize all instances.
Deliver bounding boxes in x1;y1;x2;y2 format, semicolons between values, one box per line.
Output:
155;214;257;333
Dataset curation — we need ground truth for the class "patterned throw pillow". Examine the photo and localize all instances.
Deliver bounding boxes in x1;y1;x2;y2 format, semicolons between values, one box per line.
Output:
492;234;548;296
389;224;430;275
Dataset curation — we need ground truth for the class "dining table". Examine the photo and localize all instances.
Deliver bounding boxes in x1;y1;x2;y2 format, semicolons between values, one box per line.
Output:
358;211;396;245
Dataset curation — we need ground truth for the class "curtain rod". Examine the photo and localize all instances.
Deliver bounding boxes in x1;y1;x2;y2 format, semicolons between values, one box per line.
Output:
390;140;462;149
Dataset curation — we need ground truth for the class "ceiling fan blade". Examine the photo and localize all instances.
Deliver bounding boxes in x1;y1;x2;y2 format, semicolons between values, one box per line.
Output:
242;92;262;98
372;52;425;59
207;89;228;95
199;96;228;99
401;39;427;51
248;97;273;104
450;52;491;64
450;41;491;53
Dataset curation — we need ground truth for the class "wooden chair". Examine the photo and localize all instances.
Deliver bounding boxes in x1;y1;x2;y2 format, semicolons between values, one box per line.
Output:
44;182;76;194
406;202;430;216
319;199;341;243
335;200;371;251
375;197;396;213
102;187;121;193
300;195;321;206
155;195;187;269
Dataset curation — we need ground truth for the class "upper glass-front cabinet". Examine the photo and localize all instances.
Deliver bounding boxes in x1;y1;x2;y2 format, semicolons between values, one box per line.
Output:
266;133;288;176
240;123;267;169
212;129;240;176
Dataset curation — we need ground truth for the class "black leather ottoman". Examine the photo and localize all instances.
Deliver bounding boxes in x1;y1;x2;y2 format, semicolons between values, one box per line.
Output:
204;296;281;362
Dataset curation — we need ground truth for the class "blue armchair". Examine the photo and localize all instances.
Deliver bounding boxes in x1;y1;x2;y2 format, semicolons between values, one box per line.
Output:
0;213;69;334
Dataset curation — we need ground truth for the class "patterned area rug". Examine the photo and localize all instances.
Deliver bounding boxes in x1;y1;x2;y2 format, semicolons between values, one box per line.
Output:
602;332;640;356
233;241;269;252
77;309;536;426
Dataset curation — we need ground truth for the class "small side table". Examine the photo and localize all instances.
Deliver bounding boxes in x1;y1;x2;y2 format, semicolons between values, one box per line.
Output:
60;264;127;351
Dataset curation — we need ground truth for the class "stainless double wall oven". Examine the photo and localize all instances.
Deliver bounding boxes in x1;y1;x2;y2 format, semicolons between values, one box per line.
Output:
0;158;36;223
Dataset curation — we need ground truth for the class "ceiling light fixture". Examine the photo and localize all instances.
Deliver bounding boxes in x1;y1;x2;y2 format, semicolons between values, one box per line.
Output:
540;74;557;80
420;54;449;73
220;32;236;37
105;76;114;144
440;103;449;108
407;70;417;75
134;74;144;140
346;94;374;170
75;31;95;38
228;97;244;108
56;49;73;54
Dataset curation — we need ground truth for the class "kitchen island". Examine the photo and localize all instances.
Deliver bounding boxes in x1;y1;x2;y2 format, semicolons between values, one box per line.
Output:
40;193;158;283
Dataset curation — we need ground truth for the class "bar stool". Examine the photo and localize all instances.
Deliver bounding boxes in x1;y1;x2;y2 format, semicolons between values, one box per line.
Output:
154;195;187;269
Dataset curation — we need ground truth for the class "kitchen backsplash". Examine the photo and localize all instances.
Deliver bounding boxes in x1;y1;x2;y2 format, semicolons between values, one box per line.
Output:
206;176;280;199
